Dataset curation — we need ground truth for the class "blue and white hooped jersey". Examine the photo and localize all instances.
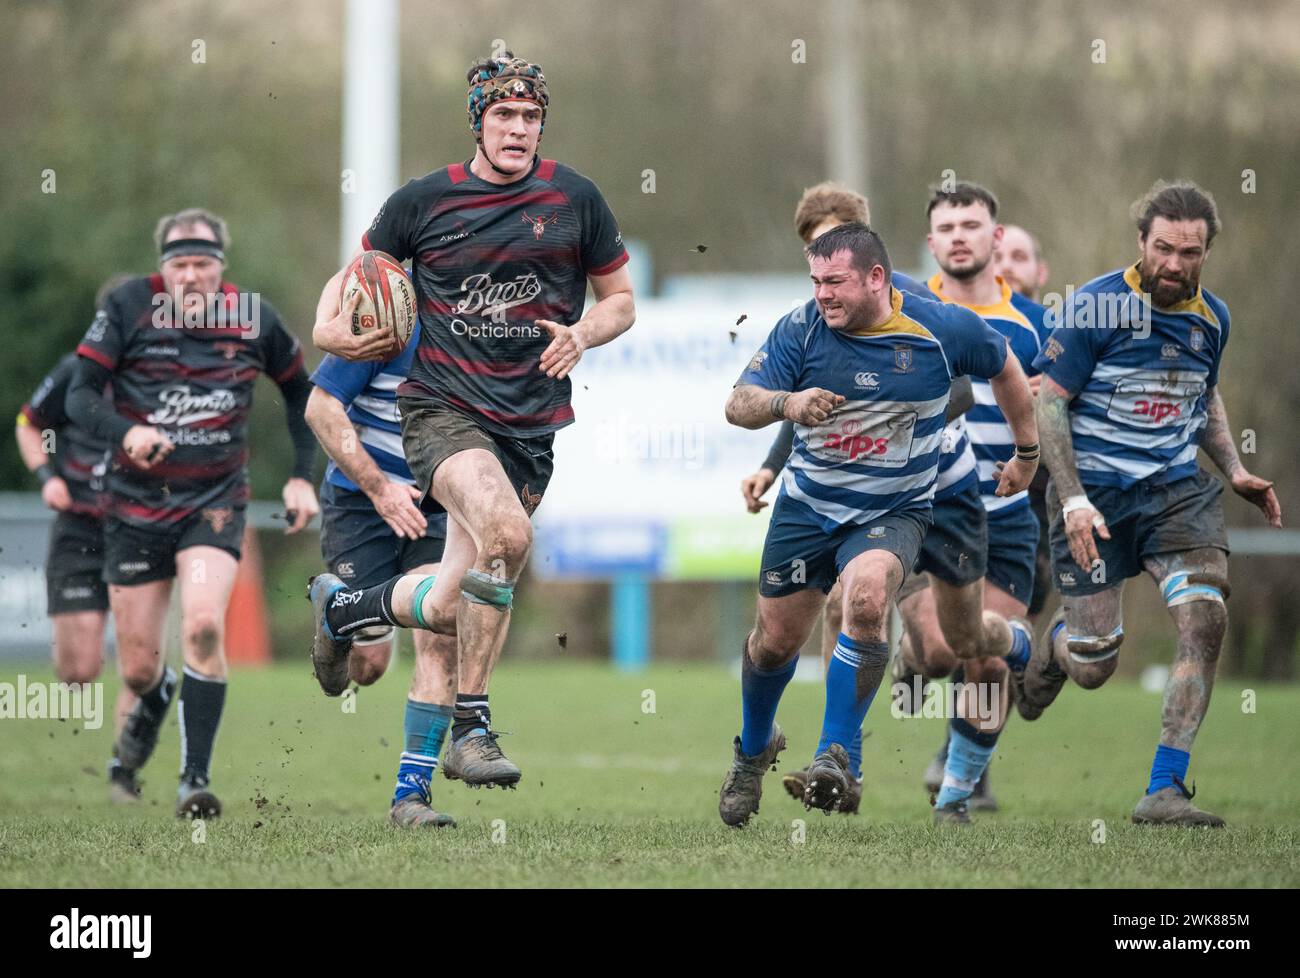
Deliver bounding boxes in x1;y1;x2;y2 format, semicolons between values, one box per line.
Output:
929;275;1046;514
310;324;421;491
892;273;975;500
737;289;1007;531
1033;265;1229;489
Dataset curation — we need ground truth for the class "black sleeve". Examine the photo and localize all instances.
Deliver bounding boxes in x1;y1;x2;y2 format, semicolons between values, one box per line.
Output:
23;354;77;429
761;420;796;473
573;177;629;277
277;368;317;481
67;356;132;446
361;178;425;262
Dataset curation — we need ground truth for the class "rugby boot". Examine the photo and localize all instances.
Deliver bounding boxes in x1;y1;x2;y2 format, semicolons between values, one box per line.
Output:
113;665;177;773
933;799;972;827
784;766;862;815
176;774;222;819
308;574;353;697
442;730;521;788
107;761;142;804
1131;779;1225;828
781;765;809;802
1015;607;1069;721
718;722;787;827
390;795;456;828
804;743;852;814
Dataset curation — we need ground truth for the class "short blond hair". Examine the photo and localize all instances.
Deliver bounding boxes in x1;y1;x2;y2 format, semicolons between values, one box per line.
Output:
794;183;870;244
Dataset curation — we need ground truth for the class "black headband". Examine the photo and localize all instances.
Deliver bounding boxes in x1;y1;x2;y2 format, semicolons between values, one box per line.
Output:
161;237;225;262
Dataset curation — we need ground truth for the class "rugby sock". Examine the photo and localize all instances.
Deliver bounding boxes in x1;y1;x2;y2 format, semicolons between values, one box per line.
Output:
393;700;453;805
1004;619;1032;673
324;575;401;638
935;719;997;808
739;649;797;757
139;665;177;722
177;668;226;783
451;693;491;741
1147;743;1190;795
112;666;176;773
816;634;889;779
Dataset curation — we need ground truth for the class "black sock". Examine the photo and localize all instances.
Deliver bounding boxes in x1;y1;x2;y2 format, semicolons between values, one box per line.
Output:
451;693;490;741
139;665;176;722
178;669;227;784
325;576;400;638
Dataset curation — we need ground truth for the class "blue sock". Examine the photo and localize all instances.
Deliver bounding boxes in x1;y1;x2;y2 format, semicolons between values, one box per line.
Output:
815;633;889;777
1004;620;1032;673
393;700;453;805
740;650;797;757
1147;743;1190;795
935;719;998;808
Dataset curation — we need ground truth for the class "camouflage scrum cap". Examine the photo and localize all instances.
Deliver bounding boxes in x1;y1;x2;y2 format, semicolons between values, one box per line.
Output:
466;52;549;141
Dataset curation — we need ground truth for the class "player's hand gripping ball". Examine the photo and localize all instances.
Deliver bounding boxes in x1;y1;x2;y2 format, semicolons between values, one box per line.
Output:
340;251;417;358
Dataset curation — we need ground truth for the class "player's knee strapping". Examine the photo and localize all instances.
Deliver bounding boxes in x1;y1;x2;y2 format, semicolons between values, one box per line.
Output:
411;575;437;630
1160;570;1228;609
1066;625;1124;664
460;569;515;611
352;624;396;646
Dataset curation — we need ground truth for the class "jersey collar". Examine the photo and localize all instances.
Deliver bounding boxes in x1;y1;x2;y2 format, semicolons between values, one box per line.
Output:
843;286;906;336
927;273;1016;317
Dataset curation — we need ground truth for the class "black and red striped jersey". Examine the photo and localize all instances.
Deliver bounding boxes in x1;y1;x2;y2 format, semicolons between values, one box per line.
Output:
21;353;112;518
75;275;304;526
362;155;628;438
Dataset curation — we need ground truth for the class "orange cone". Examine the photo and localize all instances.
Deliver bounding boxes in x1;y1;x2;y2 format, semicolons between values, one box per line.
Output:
224;526;271;666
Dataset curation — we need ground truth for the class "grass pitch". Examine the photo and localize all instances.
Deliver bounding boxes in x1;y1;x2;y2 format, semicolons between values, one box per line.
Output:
1;658;1297;888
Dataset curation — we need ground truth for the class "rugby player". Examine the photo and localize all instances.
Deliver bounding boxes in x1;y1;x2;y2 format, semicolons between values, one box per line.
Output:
718;222;1038;826
736;183;991;814
306;325;461;827
995;223;1054;628
308;52;634;789
16;283;139;794
899;183;1048;820
1019;180;1280;827
67;209;319;817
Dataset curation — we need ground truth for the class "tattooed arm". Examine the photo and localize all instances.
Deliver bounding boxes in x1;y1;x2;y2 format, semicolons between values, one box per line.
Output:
725;384;844;430
1202;386;1282;527
1038;376;1110;570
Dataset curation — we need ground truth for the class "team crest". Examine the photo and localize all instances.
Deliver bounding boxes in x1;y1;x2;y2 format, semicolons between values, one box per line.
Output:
202;506;234;535
748;351;768;372
893;347;913;372
1189;326;1205;352
520;484;543;515
522;211;560;240
1042;337;1065;362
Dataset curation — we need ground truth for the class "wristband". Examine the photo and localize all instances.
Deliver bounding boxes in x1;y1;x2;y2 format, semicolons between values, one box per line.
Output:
770;393;790;420
35;463;56;486
1062;493;1105;528
1014;442;1040;462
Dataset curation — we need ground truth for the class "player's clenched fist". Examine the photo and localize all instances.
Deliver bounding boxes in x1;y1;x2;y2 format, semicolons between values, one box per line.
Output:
782;388;845;425
122;425;173;469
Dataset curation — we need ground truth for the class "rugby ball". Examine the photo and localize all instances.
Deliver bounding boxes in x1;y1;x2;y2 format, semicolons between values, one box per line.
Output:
340;250;417;357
